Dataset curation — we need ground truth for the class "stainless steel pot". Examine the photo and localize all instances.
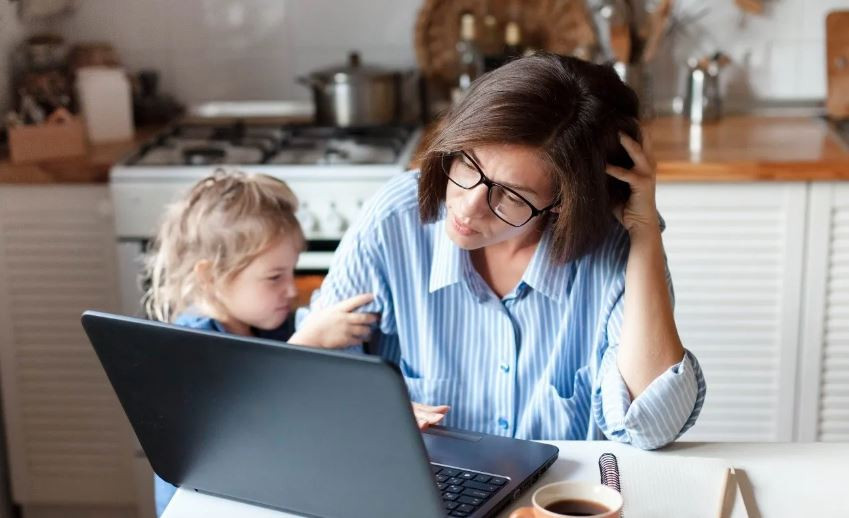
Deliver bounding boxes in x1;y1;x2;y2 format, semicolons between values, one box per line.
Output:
298;52;417;127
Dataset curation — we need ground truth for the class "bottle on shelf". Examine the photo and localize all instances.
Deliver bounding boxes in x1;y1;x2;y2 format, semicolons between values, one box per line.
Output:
480;13;503;72
456;12;484;93
503;21;524;63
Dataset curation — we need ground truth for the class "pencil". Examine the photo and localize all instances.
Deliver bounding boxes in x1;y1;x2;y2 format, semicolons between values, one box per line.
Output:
714;467;732;518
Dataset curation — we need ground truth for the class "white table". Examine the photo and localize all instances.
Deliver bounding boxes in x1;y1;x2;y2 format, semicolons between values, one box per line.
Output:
163;441;849;518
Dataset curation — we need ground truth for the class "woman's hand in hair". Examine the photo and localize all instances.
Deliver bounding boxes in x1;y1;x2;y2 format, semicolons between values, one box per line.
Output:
289;293;379;348
412;402;450;430
605;132;660;237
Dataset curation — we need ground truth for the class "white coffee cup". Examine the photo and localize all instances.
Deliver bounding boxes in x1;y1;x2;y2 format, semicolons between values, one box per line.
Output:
508;480;623;518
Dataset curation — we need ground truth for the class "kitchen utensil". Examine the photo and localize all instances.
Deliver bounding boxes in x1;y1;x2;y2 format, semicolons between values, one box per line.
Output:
297;52;417;128
826;10;849;119
607;0;632;64
641;0;673;63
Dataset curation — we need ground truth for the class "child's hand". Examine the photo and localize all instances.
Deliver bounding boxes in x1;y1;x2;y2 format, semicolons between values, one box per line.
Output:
289;293;379;348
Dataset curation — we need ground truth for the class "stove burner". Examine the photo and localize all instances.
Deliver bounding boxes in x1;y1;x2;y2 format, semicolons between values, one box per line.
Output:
129;122;415;166
183;146;227;165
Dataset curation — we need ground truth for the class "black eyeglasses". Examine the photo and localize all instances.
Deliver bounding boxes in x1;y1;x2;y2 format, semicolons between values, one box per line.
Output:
441;151;557;227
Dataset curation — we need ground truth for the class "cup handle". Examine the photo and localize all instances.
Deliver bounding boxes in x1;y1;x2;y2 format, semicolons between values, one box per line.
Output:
508;506;535;518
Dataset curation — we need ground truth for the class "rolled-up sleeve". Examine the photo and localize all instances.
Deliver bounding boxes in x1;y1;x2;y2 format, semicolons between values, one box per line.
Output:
593;345;706;450
295;199;395;341
591;237;707;450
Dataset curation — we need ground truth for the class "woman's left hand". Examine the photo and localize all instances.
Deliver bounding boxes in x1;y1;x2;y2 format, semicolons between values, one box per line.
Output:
605;132;660;236
412;402;449;430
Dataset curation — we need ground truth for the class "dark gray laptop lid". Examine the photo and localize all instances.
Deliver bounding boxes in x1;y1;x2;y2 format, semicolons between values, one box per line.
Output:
81;311;444;518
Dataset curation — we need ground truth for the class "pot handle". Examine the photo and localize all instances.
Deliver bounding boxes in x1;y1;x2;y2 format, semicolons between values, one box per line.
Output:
296;75;323;88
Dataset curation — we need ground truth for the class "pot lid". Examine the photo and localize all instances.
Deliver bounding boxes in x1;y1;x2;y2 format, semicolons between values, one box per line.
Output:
308;52;396;82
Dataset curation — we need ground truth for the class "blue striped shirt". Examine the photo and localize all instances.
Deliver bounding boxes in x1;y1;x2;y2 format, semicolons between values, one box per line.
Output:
300;172;705;450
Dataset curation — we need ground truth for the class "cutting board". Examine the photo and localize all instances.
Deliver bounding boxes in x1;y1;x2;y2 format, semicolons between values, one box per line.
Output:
826;10;849;119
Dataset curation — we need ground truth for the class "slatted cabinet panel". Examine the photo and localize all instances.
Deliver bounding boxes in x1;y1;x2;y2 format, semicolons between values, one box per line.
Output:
0;186;136;512
656;183;807;441
799;183;849;442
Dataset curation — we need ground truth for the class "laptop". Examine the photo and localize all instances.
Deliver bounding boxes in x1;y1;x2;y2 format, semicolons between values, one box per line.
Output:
81;311;559;518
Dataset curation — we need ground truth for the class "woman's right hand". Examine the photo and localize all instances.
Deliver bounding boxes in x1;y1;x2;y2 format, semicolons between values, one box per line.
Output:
288;293;379;348
412;402;450;430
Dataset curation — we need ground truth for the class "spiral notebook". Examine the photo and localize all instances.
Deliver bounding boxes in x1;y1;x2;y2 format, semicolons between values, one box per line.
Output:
601;449;749;518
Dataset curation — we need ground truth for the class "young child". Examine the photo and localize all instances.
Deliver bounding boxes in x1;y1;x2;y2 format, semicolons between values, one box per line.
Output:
142;169;377;515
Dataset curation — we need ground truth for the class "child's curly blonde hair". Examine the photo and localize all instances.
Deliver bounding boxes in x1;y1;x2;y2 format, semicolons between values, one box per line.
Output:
142;169;304;323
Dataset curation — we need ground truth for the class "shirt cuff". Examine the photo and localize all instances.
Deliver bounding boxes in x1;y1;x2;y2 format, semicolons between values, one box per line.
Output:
593;348;704;450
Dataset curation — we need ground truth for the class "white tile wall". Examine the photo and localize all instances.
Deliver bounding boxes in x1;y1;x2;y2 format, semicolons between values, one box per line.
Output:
2;0;848;114
52;0;420;105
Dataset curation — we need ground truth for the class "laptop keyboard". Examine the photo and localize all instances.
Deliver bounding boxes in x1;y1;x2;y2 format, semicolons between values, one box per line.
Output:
431;463;508;517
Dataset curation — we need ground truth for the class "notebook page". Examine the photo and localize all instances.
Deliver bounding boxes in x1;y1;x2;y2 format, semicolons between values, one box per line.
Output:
615;450;748;518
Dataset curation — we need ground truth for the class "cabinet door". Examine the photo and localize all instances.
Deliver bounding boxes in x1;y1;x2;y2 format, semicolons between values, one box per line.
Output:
656;182;807;441
799;183;849;441
0;186;136;505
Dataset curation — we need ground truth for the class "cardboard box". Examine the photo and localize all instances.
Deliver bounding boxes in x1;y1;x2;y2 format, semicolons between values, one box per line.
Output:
8;113;87;164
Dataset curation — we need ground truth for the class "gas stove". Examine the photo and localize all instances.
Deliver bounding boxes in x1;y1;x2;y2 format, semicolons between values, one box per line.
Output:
110;121;422;296
126;123;415;167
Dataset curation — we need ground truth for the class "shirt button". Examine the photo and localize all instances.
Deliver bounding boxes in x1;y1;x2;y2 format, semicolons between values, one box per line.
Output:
497;418;509;430
499;363;510;373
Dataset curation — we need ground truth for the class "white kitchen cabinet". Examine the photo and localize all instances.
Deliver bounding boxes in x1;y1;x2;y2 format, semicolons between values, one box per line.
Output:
656;183;808;442
0;185;137;518
798;182;849;442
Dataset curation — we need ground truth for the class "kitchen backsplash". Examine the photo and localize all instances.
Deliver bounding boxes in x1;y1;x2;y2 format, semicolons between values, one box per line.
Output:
2;0;848;116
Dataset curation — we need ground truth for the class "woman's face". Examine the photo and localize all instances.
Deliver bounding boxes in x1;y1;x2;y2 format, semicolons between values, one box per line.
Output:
444;143;556;250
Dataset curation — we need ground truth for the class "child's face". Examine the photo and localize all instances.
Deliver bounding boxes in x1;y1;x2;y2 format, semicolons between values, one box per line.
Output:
216;236;300;332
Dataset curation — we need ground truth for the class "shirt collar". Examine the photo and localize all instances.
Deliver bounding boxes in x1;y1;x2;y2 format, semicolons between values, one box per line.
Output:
429;217;574;302
518;223;574;303
428;219;464;293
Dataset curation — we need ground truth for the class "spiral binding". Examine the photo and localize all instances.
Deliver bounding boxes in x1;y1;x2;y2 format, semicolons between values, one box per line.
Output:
598;452;621;492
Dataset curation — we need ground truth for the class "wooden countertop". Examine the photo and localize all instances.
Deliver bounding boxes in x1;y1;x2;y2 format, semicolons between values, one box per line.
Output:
648;115;849;181
0;126;161;184
416;115;849;182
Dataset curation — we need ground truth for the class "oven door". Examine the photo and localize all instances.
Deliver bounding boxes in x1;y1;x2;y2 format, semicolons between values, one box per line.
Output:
292;239;336;306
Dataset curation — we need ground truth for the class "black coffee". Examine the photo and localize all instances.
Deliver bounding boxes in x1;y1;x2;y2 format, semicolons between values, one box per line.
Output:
544;498;610;516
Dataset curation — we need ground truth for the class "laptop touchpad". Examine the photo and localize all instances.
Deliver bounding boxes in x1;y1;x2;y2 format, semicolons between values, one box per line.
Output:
423;426;483;442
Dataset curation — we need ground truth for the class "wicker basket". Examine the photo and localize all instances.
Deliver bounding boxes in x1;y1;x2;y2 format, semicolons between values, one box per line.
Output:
414;0;596;82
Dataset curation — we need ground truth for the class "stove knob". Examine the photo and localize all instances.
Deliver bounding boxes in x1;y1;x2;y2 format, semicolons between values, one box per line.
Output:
296;203;320;234
326;203;348;234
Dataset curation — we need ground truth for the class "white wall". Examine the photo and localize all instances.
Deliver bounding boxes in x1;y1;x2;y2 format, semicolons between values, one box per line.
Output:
2;0;849;112
52;0;421;105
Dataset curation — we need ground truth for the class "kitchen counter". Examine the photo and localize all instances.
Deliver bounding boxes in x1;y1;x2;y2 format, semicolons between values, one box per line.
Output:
415;115;849;181
4;115;849;184
648;115;849;181
0;126;161;184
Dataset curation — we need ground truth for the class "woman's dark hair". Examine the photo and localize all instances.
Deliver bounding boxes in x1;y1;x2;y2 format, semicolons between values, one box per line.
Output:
418;52;641;263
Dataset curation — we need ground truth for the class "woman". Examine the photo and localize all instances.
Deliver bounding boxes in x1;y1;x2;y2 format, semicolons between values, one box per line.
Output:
301;52;705;450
